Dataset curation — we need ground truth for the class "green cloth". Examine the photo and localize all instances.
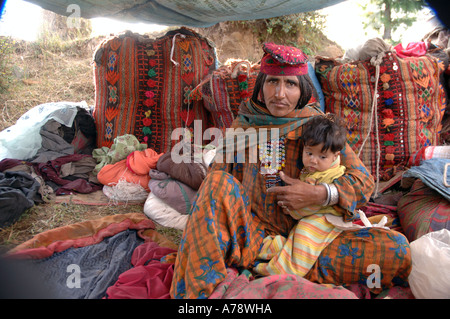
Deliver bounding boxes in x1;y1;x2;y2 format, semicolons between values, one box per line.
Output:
92;134;147;175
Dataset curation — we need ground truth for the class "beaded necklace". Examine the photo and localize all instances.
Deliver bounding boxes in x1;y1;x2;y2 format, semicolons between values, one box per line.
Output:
258;136;286;188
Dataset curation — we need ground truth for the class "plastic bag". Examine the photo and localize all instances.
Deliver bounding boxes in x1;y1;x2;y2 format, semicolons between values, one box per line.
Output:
0;101;85;161
408;229;450;299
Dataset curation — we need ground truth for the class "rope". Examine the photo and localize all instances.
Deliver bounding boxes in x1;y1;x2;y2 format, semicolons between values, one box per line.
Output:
230;60;251;79
357;51;385;198
170;33;186;66
104;178;148;206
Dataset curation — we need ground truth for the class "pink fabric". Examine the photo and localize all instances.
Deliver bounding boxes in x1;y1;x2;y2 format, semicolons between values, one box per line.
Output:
346;284;415;299
394;42;428;58
209;268;358;299
105;242;176;299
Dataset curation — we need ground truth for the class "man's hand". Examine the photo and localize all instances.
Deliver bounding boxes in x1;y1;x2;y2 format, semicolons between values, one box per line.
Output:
267;171;327;216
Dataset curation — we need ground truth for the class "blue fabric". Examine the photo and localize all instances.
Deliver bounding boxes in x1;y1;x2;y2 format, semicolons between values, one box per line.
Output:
24;229;144;299
403;158;450;201
308;61;325;111
25;0;345;27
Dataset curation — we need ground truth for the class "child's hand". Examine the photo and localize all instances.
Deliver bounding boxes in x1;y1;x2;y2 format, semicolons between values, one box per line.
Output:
267;171;327;214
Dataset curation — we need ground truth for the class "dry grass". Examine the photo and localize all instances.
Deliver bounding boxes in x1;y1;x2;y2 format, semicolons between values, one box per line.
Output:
0;34;182;252
0;37;98;131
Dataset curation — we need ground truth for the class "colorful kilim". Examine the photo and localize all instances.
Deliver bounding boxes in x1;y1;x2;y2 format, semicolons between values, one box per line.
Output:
315;52;447;181
93;28;217;153
93;36;138;148
198;60;259;129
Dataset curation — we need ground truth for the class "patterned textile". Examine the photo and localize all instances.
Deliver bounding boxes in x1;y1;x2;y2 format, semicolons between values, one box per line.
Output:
397;179;450;242
315;51;447;182
409;145;450;166
93;28;217;153
170;170;266;299
358;202;404;234
304;227;411;295
197;60;259;129
219;99;374;219
261;42;309;76
170;169;410;299
209;268;358;299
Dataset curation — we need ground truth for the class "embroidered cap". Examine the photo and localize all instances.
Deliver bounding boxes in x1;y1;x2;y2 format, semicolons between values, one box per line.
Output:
260;42;308;76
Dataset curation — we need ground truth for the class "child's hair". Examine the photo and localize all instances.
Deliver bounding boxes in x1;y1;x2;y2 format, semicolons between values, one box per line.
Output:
301;113;347;153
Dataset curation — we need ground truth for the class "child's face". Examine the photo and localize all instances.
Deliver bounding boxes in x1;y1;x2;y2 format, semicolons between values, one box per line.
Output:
302;143;339;173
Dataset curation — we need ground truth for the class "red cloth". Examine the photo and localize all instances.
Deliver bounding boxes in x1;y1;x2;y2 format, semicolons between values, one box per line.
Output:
394;42;428;58
260;42;308;75
105;241;176;299
33;154;103;195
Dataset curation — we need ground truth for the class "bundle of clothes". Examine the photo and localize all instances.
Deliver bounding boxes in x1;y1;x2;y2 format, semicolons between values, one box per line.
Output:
0;101;218;232
0;102;99;228
92;132;215;230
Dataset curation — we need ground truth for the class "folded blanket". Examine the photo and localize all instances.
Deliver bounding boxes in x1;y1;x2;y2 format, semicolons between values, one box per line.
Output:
148;169;197;215
403;158;450;201
143;192;189;230
92;134;147;175
156;152;207;190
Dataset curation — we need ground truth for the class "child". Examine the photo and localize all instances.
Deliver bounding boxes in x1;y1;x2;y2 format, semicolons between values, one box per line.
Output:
293;113;347;218
254;113;349;277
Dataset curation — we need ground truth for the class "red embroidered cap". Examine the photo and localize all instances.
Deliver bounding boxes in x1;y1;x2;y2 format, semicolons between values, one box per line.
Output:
260;42;308;76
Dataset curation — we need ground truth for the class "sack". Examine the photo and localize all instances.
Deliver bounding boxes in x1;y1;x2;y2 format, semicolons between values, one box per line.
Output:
197;59;260;129
408;229;450;299
397;177;450;242
315;49;446;182
93;28;217;153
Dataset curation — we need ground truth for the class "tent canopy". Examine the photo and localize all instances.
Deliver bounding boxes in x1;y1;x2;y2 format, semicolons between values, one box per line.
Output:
24;0;346;27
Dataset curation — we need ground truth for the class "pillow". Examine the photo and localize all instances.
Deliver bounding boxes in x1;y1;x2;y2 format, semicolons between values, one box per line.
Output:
147;170;197;215
156;152;207;190
143;192;188;230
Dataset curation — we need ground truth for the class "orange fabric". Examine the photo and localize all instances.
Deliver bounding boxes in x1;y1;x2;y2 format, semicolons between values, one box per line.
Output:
97;149;163;191
98;160;151;190
127;148;163;175
7;213;154;259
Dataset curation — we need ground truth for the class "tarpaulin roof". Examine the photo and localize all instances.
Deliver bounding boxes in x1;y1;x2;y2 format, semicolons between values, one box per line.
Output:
24;0;346;27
